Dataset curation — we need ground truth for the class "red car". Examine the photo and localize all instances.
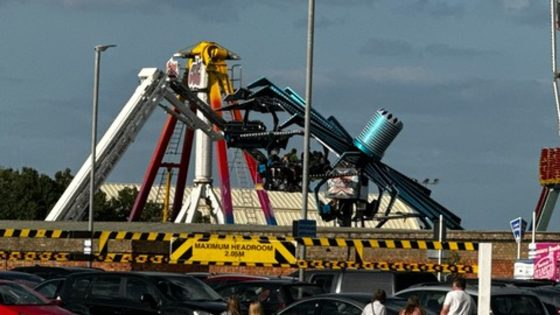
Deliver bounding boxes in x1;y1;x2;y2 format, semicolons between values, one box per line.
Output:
0;280;73;315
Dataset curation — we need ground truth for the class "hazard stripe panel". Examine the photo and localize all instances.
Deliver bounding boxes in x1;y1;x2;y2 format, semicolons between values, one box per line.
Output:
0;250;477;274
0;230;478;251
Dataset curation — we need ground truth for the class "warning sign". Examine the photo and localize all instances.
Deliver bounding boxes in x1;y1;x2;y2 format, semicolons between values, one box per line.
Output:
170;235;296;264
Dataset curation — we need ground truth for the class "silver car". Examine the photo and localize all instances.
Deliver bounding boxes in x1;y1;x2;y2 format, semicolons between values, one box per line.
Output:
394;284;550;315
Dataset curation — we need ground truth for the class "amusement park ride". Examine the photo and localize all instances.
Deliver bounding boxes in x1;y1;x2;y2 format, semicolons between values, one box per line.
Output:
533;0;560;231
45;41;463;230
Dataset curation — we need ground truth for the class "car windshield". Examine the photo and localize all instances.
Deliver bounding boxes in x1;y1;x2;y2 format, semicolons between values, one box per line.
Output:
287;285;324;301
0;283;48;305
156;276;222;302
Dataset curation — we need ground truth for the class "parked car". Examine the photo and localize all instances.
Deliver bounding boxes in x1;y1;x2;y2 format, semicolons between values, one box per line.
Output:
34;278;66;300
204;273;295;289
57;271;226;315
0;279;73;314
524;285;560;315
299;269;437;294
394;284;550;315
13;265;102;280
184;271;213;281
0;271;44;288
204;273;269;289
414;277;558;289
277;293;436;315
215;279;324;314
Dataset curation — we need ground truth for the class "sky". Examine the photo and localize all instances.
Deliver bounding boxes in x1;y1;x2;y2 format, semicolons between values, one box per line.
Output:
0;0;557;231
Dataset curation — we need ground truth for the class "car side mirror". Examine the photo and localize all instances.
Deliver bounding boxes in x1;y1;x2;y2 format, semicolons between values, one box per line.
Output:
140;293;158;309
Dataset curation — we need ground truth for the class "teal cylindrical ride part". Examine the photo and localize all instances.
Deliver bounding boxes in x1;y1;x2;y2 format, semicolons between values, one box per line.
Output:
353;109;403;160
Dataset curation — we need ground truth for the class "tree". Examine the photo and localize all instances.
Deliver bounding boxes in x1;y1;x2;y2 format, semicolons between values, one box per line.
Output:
95;186;162;222
0;167;61;220
0;166;163;222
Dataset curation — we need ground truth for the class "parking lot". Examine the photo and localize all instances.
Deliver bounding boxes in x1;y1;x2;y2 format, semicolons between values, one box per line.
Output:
0;266;555;315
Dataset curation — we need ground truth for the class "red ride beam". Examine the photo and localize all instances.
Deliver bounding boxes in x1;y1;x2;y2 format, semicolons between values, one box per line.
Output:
129;115;177;221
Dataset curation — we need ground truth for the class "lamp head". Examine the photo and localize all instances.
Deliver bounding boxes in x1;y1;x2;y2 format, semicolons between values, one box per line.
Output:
95;44;117;52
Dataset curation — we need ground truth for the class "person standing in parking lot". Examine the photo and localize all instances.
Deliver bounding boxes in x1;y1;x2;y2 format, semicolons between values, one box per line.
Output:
249;300;264;315
400;296;425;315
361;289;387;315
440;276;476;315
221;296;241;315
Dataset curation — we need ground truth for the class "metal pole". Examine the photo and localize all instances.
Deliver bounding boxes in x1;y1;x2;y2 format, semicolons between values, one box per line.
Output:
550;0;560;135
437;214;443;282
299;0;315;282
89;44;115;267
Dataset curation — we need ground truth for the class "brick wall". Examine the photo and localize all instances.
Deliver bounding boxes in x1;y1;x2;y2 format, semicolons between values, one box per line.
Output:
0;221;557;279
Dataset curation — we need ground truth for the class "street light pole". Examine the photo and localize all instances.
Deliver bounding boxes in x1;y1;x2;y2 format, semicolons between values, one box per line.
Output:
299;0;315;282
89;44;116;267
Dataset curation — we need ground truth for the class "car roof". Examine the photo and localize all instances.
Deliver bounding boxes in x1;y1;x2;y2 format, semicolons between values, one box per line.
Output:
317;292;375;304
14;265;101;271
317;293;407;303
205;273;269;280
277;293;370;315
396;284;544;296
220;279;313;285
134;271;195;277
278;293;417;315
464;278;557;287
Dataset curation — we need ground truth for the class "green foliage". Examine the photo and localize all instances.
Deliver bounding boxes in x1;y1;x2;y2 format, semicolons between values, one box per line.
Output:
93;186;162;222
0;167;162;222
0;167;69;220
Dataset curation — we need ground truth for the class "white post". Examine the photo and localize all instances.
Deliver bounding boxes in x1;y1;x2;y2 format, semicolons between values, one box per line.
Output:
478;243;492;315
529;210;537;261
532;210;536;245
437;214;443;281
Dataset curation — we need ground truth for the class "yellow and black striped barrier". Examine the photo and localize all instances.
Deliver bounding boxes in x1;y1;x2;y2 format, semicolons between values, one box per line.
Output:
0;229;479;272
296;260;477;274
0;229;480;251
0;250;478;274
0;229;478;251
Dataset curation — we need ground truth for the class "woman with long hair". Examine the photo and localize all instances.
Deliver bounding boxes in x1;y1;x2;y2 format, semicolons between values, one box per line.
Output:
249;300;264;315
221;296;241;315
399;296;425;315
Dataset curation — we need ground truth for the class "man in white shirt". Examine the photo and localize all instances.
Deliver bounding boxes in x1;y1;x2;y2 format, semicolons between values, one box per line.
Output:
440;276;476;315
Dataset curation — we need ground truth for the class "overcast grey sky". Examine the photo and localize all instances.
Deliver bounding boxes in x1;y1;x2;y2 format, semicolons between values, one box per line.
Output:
0;0;557;230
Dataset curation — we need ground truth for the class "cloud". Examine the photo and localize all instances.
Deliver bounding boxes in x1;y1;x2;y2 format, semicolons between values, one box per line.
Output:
353;65;440;84
497;0;548;27
294;15;346;29
359;37;495;61
390;0;467;18
424;43;496;58
5;0;247;22
500;0;531;11
359;38;414;57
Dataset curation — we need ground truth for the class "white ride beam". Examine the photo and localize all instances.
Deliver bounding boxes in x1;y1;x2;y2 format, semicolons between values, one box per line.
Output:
46;68;168;221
